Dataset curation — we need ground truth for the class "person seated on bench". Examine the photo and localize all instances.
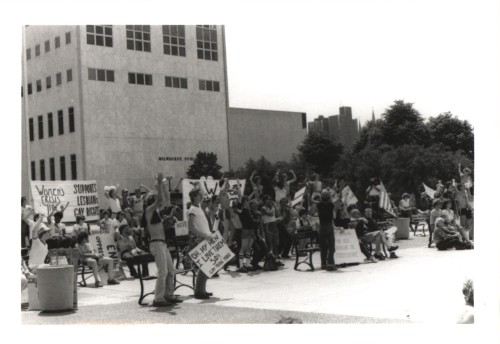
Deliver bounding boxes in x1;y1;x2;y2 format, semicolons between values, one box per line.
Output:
73;215;90;235
76;231;120;287
116;224;150;278
432;217;471;251
442;199;473;248
355;208;399;261
99;210;113;234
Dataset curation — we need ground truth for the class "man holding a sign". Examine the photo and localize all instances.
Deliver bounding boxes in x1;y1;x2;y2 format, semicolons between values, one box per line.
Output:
187;185;216;300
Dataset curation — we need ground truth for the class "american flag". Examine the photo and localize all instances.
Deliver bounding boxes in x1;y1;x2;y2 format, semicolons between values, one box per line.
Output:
379;181;396;217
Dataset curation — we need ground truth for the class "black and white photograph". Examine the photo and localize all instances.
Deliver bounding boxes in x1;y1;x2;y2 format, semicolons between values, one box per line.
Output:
5;0;500;342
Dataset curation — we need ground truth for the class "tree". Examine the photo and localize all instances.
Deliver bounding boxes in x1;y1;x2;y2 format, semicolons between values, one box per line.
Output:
427;112;474;159
380;100;431;147
186;151;222;179
296;132;343;177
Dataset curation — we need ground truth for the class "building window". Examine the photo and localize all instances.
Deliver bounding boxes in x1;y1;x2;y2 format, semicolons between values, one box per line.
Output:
69;107;75;133
71;154;77;180
26;48;31;60
40;160;46;181
29;118;34;141
196;25;218;61
49;158;55;181
56;72;62;86
162;25;186;56
31;161;36;180
35;44;40;56
126;25;151;52
86;25;113;47
46;76;51;89
198;79;220;92
55;36;60;48
88;68;114;82
128;72;153;86
44;40;50;53
165;76;187;89
60;156;66;181
58;110;64;135
48;112;53;137
27;83;32;95
38;115;44;139
67;69;73;82
36;79;42;92
65;31;71;44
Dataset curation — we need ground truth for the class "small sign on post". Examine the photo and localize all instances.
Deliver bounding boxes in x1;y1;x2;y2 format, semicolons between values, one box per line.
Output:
175;221;189;236
188;231;234;278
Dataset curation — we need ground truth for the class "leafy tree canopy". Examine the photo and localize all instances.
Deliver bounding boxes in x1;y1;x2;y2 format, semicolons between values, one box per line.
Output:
186;151;222;179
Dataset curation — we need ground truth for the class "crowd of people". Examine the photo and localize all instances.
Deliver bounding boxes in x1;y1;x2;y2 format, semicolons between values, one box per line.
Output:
21;163;474;308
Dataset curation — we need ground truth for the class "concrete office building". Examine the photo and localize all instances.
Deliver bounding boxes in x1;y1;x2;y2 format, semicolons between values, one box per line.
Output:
22;25;230;204
308;106;359;150
228;108;307;169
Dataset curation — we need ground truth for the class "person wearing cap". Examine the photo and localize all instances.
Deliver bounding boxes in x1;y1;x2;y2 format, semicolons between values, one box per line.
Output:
312;189;338;271
146;173;182;307
187;184;215;299
28;224;52;272
76;231;120;287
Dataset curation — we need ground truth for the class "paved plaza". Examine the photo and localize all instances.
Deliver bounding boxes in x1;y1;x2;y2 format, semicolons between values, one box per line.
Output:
21;231;474;325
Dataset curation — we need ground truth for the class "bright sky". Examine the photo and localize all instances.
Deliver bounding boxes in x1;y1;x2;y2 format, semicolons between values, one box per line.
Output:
223;0;500;127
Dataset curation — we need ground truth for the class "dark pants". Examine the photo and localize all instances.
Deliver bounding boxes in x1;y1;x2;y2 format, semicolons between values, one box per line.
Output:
21;221;29;248
436;238;467;250
195;269;209;296
359;241;371;259
251;238;268;267
265;222;279;256
121;252;149;277
319;224;335;266
278;223;292;257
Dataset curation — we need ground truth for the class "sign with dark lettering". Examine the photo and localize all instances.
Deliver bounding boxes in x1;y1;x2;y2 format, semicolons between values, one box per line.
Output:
30;180;100;222
89;233;119;260
334;228;365;264
188;231;234;278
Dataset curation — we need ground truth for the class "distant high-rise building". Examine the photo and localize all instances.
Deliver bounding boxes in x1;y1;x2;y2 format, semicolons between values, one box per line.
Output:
307;106;359;149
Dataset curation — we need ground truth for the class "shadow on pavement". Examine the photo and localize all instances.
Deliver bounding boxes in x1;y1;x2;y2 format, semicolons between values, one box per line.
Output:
38;309;77;317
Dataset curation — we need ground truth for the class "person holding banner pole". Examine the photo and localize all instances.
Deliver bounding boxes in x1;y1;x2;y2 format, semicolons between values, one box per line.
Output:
187;186;214;299
145;173;182;307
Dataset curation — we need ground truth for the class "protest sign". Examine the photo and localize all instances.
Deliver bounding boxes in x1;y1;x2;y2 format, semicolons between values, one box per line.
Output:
188;231;234;278
334;228;365;265
30;180;100;222
182;179;246;220
422;183;436;199
291;187;306;208
341;186;358;206
175;221;189;236
89;233;119;260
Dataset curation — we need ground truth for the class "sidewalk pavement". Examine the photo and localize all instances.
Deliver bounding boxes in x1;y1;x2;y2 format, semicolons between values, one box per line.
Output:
22;232;474;324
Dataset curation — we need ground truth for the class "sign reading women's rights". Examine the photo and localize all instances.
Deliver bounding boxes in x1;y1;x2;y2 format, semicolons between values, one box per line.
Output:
188;231;234;278
334;228;365;264
30;180;100;222
181;178;246;220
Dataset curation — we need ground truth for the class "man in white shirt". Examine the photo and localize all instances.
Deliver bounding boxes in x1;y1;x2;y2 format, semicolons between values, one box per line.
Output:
28;227;52;272
187;185;213;300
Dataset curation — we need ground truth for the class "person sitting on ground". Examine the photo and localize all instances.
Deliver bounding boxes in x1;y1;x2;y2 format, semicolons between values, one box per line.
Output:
76;231;120;287
99;210;113;233
432;217;470;251
428;199;442;248
355;208;399;262
116;224;149;278
442;199;473;248
73;215;90;235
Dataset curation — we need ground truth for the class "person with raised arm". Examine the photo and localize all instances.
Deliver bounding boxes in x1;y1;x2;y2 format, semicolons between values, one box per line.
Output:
187;184;214;299
250;170;264;205
145;172;182;307
311;189;338;271
218;177;233;243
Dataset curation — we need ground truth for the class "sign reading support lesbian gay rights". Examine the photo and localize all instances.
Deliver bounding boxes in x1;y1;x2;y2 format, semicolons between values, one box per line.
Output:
181;178;246;220
30;180;100;222
188;231;234;278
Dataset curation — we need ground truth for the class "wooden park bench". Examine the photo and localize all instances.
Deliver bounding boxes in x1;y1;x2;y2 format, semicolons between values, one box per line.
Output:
290;229;320;271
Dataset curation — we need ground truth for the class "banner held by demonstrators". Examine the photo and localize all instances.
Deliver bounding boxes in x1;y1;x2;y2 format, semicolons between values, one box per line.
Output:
291;187;306;208
30;180;100;222
422;183;436;199
188;231;234;278
341;186;358;206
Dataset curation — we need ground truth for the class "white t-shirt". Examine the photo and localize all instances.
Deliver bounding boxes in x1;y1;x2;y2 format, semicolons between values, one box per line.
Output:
108;197;121;213
113;218;128;232
187;205;211;237
28;238;48;270
27;219;48;240
49;220;66;236
274;187;287;203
